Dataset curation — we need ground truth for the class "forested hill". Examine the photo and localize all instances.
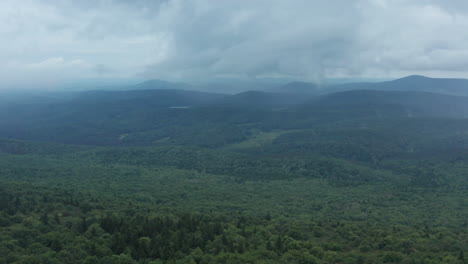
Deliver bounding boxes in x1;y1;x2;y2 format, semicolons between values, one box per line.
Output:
0;78;467;263
209;91;311;108
269;81;320;94
330;75;468;96
301;90;468;118
268;75;468;96
1;87;468;146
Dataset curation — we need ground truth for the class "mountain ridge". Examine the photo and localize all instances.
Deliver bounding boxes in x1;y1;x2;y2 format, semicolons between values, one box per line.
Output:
330;75;468;96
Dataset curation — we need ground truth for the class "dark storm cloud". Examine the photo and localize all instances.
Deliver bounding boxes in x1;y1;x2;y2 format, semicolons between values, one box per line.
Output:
1;0;468;88
146;0;360;81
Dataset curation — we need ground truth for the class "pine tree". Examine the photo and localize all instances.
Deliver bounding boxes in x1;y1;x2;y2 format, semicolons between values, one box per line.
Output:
40;211;49;225
459;251;465;264
275;236;284;255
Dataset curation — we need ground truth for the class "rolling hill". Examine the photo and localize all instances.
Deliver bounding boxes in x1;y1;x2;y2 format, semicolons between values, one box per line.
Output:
301;89;468;118
331;75;468;96
270;81;321;94
210;90;313;108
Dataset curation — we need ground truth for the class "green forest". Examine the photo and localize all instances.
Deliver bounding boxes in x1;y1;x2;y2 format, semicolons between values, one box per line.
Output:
0;84;467;264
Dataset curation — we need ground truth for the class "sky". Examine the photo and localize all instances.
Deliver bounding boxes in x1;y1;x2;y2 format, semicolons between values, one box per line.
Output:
1;0;468;88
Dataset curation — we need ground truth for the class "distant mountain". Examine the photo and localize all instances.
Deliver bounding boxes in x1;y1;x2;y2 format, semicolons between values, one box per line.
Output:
199;81;284;94
270;81;321;94
3;80;468;147
133;79;285;94
301;89;468;119
73;89;224;107
331;75;468;96
0;89;227;145
212;91;313;108
133;79;192;90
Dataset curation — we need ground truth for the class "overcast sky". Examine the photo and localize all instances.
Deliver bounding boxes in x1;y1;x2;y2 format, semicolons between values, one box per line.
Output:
1;0;468;88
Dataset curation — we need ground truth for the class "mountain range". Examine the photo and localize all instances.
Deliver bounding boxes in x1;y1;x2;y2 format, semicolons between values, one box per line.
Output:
1;75;468;147
119;75;468;97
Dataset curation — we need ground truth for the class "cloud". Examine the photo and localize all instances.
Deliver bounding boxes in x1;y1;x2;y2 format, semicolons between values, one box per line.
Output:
146;0;360;81
144;0;468;80
0;0;168;88
1;0;468;88
94;64;115;75
352;0;468;77
26;57;88;70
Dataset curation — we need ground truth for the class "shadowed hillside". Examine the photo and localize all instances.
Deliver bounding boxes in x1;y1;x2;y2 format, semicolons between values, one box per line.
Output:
332;75;468;96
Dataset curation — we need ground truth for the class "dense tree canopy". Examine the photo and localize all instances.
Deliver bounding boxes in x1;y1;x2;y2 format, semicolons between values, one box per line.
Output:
0;88;467;263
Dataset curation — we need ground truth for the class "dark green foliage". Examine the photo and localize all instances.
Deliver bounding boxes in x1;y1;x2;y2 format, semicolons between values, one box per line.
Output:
0;135;466;263
0;181;466;263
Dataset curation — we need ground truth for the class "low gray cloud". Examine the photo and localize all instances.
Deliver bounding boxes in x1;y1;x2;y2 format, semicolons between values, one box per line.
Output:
146;0;360;82
94;64;115;75
1;0;468;88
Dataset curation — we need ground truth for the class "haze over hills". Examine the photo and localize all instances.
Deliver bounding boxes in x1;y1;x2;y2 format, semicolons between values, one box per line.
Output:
263;75;468;96
329;75;468;96
269;81;321;94
210;90;311;108
124;78;293;94
303;90;468;119
123;75;468;98
132;79;193;91
2;75;468;147
29;74;467;98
